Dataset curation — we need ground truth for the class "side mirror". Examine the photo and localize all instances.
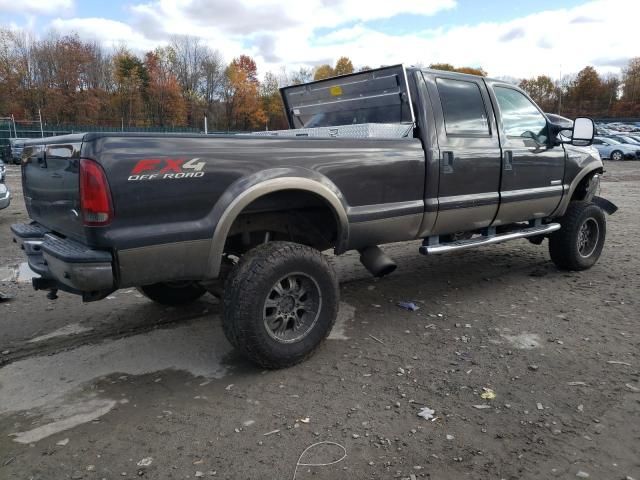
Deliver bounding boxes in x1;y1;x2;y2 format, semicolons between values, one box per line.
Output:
572;117;594;146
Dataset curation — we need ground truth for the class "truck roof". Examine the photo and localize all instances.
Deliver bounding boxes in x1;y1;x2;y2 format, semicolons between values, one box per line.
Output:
407;66;505;84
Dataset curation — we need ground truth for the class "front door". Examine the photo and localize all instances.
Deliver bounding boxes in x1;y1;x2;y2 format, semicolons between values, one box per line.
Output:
487;83;566;225
423;72;502;235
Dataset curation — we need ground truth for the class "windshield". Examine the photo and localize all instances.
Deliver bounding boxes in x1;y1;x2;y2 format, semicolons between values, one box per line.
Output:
621;136;640;144
606;138;622;144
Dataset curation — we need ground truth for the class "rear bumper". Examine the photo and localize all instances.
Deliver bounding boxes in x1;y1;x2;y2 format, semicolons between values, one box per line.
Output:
11;223;115;294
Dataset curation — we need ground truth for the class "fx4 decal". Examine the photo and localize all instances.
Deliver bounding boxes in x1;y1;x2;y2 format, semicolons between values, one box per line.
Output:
128;158;206;181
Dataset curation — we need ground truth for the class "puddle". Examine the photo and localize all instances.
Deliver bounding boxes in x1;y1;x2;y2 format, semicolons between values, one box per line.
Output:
12;397;118;444
0;262;39;283
501;332;541;349
17;262;39;283
0;266;15;282
28;323;93;343
1;317;231;442
328;302;355;340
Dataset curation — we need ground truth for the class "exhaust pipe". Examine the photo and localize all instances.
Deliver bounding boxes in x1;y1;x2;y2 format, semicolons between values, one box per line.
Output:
359;246;397;277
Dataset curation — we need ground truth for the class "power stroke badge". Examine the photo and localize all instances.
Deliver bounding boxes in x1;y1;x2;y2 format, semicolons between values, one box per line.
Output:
128;158;206;181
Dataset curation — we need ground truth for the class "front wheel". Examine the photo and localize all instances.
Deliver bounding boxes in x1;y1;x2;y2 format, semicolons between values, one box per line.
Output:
549;201;606;271
222;241;339;369
610;150;623;161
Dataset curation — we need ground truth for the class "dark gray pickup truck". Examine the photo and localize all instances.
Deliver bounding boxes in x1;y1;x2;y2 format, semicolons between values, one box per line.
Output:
12;65;617;368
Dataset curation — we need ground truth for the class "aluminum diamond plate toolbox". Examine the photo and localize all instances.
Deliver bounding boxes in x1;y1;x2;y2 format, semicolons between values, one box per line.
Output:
244;123;413;139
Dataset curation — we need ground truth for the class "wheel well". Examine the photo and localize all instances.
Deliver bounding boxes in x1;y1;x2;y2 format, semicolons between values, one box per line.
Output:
571;168;603;202
224;189;340;255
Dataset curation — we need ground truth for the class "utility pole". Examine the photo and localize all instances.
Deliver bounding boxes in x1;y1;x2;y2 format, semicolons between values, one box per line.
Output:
11;114;16;138
38;109;44;138
204;114;208;134
558;64;563;115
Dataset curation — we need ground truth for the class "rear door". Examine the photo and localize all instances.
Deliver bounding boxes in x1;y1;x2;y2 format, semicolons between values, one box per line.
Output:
422;72;502;235
486;82;565;225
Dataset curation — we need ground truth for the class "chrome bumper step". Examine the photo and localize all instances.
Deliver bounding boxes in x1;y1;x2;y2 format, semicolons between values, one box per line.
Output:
420;223;561;255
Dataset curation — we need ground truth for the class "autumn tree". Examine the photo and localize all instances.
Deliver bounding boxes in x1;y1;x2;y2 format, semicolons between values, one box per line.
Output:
334;56;354;76
313;64;334;81
287;66;313;85
261;71;287;130
563;66;605;117
199;48;224;126
144;49;186;126
222;56;265;131
519;75;557;112
429;63;486;76
3;27;640;132
0;28;26;116
113;50;148;126
621;57;640;103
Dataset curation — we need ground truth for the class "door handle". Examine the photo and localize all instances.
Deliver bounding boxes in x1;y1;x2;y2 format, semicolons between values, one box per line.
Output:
442;151;454;174
503;150;513;171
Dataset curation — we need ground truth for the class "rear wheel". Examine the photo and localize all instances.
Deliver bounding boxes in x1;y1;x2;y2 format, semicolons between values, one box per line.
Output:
223;241;338;369
610;150;623;161
137;281;206;306
549;201;606;271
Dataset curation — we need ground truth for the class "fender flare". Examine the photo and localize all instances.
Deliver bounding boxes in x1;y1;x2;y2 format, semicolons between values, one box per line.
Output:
553;166;603;217
205;169;349;278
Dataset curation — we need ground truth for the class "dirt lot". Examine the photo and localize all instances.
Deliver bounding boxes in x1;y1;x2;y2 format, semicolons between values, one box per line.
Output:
0;162;638;480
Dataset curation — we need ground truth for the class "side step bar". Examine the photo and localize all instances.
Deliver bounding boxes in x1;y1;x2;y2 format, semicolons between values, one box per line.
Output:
420;223;560;255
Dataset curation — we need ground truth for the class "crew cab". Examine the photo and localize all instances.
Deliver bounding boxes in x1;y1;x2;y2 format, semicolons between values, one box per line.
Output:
12;65;616;368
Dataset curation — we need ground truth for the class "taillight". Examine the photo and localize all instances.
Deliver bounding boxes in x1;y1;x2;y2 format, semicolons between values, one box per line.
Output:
80;159;113;226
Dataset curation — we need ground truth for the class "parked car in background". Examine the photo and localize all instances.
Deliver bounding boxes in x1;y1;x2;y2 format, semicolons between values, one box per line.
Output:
0;159;6;182
0;182;10;209
9;138;29;165
606;134;640;145
592;136;640;160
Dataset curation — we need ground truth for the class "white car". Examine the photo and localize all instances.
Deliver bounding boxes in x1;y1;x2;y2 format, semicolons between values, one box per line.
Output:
0;183;11;210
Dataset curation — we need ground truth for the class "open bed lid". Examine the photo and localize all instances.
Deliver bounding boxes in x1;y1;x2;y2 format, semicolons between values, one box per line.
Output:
280;64;415;129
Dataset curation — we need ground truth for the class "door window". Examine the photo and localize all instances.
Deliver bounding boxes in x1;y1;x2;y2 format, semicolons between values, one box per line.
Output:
436;78;490;135
495;87;548;144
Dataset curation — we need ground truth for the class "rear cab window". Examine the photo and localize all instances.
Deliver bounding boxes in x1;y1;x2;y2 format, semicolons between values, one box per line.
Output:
435;78;490;136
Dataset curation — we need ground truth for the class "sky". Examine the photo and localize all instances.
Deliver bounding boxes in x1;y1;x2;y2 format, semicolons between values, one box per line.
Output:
1;0;638;79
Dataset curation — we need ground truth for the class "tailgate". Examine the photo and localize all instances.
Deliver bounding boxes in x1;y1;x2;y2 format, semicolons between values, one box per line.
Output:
280;64;415;129
22;137;86;242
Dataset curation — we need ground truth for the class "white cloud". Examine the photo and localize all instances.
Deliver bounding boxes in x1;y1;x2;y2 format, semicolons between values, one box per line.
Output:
49;17;160;52
0;0;72;16
42;0;640;80
259;0;639;78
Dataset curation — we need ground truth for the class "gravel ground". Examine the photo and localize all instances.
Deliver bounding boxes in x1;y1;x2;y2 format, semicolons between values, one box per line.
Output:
0;162;638;480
